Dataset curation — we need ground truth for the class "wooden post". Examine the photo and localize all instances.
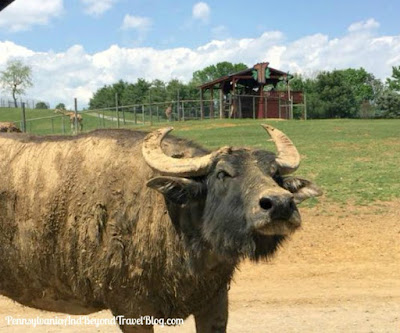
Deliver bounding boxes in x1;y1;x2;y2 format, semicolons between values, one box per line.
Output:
157;106;159;122
265;96;268;118
74;98;78;134
182;102;185;121
134;106;137;124
150;104;153;126
252;97;256;119
51;118;54;133
278;98;281;119
102;110;105;127
142;105;145;125
304;93;307;120
200;89;204;120
21;102;26;132
115;93;120;128
219;89;224;119
122;106;126;125
238;95;242;119
210;88;214;119
177;90;180;121
62;114;65;134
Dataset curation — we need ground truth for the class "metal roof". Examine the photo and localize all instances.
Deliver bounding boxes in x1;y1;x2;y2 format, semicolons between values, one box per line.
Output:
198;63;289;90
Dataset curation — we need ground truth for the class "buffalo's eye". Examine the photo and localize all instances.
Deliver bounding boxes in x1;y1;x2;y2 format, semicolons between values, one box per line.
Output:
217;170;231;180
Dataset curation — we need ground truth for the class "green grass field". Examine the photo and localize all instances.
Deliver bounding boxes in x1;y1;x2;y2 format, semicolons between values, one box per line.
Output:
1;107;399;205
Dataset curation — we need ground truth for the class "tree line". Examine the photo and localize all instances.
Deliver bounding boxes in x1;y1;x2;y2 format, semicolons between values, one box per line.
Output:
88;62;400;119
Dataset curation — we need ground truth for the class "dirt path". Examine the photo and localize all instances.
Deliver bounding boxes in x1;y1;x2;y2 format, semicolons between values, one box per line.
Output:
0;202;399;332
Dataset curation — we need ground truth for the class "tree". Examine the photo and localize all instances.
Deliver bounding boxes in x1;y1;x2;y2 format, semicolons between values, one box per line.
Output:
55;103;66;110
35;101;48;109
0;60;33;108
386;65;400;92
376;90;400;118
191;61;248;85
314;70;357;118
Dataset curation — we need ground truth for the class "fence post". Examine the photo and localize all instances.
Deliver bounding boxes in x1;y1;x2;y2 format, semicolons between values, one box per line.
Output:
134;106;137;124
142;105;145;125
219;90;224;119
74;98;78;134
122;106;126;125
182;102;185;121
115;93;120;128
304;94;307;120
278;98;281;119
62;115;65;134
102;110;105;127
157;106;159;122
200;89;204;120
253;97;256;120
21;102;26;132
51;118;54;133
150;103;153;126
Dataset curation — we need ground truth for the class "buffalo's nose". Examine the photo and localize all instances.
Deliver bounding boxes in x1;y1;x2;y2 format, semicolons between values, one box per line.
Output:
259;195;297;220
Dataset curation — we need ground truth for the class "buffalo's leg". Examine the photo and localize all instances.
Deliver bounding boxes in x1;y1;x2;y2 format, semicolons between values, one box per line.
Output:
194;286;228;333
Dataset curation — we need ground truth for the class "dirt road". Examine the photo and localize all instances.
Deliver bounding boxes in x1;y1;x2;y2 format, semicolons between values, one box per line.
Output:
1;202;399;332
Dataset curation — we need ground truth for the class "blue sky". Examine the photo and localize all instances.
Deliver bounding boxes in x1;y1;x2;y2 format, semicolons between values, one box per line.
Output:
0;0;399;107
2;0;400;52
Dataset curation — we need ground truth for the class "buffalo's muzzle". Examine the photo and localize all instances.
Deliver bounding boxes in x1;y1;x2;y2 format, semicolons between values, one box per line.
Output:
253;193;301;235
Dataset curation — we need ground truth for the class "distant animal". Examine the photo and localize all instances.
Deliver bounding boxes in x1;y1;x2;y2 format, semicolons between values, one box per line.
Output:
165;105;172;121
54;108;83;132
0;125;321;332
0;122;21;133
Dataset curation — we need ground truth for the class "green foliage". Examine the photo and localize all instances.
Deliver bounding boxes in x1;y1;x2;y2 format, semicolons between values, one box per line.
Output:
35;101;48;109
191;61;248;85
376;90;400;118
386;65;400;92
55;103;66;109
314;70;357;118
293;68;383;118
0;59;33;107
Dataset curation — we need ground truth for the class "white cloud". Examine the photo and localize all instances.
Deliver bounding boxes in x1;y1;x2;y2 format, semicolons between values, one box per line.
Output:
192;2;210;23
348;18;380;33
0;0;63;32
80;0;117;16
121;15;152;31
0;19;399;108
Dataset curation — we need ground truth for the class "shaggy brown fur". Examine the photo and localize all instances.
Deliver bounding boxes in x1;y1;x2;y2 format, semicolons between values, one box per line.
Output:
0;122;21;133
0;130;234;328
0;129;320;332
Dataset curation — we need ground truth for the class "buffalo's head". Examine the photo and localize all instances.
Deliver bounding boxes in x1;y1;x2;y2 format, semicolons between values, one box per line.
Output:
143;125;322;261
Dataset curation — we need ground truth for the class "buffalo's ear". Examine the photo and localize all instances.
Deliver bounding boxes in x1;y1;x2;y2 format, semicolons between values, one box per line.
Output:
281;177;323;204
147;176;205;205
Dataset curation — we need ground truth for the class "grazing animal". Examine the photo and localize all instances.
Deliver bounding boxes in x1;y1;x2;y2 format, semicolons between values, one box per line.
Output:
0;122;21;133
0;125;321;332
54;108;83;132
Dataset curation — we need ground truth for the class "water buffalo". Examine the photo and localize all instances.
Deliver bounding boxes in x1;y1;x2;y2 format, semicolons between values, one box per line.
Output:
0;125;321;332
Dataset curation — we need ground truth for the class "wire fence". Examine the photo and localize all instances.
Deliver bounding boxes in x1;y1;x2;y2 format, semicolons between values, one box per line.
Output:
1;94;305;135
0;97;49;109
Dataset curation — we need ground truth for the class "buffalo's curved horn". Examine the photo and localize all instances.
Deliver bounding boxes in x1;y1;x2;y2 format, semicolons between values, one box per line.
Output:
142;127;228;177
261;124;300;175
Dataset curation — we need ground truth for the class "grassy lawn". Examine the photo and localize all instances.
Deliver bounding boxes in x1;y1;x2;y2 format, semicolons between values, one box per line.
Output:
1;107;399;205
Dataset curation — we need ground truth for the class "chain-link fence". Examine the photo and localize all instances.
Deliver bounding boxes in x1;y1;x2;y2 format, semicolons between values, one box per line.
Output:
2;94;305;135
